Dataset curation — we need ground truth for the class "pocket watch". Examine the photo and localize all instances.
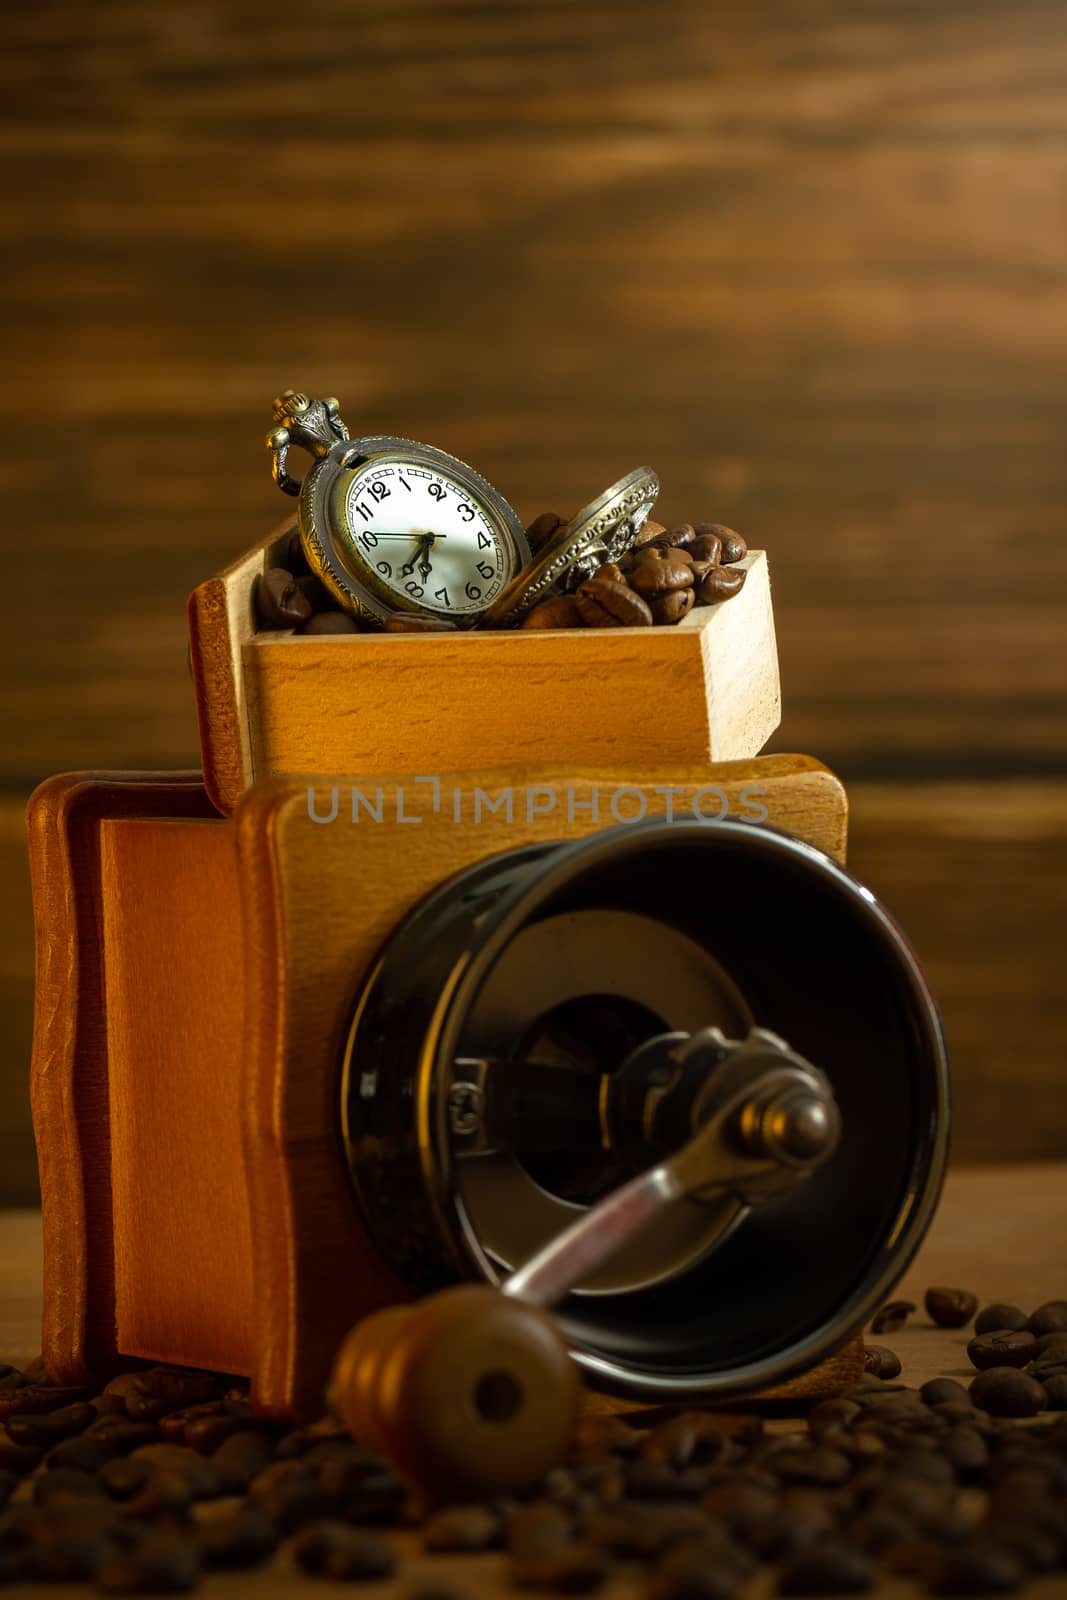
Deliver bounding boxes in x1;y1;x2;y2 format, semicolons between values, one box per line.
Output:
267;391;532;628
480;466;659;629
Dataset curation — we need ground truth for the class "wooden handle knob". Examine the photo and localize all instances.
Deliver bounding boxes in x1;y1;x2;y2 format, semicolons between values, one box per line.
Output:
331;1285;581;1502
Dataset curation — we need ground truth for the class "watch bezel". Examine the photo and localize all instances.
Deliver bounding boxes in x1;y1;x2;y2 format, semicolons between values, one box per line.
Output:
299;435;531;628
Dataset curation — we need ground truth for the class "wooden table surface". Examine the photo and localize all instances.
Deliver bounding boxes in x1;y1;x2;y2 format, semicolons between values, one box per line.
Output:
2;1163;1066;1597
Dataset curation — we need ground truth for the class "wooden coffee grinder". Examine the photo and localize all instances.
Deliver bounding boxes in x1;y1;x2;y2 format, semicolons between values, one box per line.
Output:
26;434;950;1498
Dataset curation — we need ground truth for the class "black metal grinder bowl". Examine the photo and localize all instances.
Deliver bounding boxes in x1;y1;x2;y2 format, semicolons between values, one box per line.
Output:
339;816;950;1411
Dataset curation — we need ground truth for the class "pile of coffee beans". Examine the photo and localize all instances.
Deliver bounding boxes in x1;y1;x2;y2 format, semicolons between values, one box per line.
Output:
519;517;750;632
3;1291;1067;1596
252;518;752;636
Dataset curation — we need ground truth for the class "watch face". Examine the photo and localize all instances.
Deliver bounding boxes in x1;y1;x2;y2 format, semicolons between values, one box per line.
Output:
340;455;510;617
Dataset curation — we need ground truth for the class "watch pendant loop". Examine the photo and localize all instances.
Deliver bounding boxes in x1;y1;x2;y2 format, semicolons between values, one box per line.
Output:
266;390;349;498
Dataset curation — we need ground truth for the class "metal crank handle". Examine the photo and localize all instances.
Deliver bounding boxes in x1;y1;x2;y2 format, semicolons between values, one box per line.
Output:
502;1054;842;1310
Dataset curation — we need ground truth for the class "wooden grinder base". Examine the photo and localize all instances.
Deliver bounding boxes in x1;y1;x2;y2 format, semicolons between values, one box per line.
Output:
27;755;862;1421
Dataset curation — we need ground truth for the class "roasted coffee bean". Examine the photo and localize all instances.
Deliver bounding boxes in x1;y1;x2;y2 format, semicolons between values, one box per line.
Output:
0;1364;25;1392
294;573;333;614
969;1368;1047;1417
1031;1331;1067;1358
211;1428;276;1489
6;1399;95;1447
942;1425;989;1481
0;1428;44;1474
521;595;583;630
86;1417;159;1452
97;1532;201;1593
634;519;670;549
0;1383;88;1421
126;1370;229;1423
319;1460;406;1524
1028;1300;1067;1336
527;512;565;552
985;1517;1063;1574
919;1379;970;1407
594;562;628;585
975;1304;1029;1335
695;566;746;604
575;577;653;628
925;1287;979;1328
34;1465;108;1504
132;1443;223;1496
870;1301;915;1335
629;560;694;599
508;1502;574;1554
197;1507;280;1570
1038;1373;1067;1409
771;1447;852;1488
423;1504;502;1552
100;1457;153;1500
650;588;696;626
293;1520;396;1579
640;1416;700;1468
688;533;722;564
159;1401;226;1444
777;1541;874;1594
647;1541;749;1600
926;1540;1025;1595
863;1346;902;1380
253;1478;331;1532
19;1524;118;1581
511;1543;609;1592
383;614;459;633
660;547;694;565
299;609;361;634
695;526;747;564
967;1331;1037;1370
47;1434;118;1473
807;1398;862;1438
255;566;313;630
623;1460;707;1501
702;1482;778;1547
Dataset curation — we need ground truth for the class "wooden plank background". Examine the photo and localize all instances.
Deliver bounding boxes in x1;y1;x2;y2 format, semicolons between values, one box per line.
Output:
3;0;1066;1202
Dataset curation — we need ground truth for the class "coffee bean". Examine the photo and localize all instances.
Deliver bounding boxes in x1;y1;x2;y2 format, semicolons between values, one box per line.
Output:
918;1379;970;1408
926;1540;1025;1595
623;1460;706;1500
318;1460;406;1524
863;1347;902;1380
777;1542;874;1594
975;1304;1029;1335
696;527;747;564
695;567;747;604
870;1301;915;1335
629;560;694;599
0;1428;44;1474
299;610;361;634
20;1524;118;1581
0;1383;89;1421
967;1332;1037;1371
423;1505;501;1552
86;1418;159;1452
6;1400;95;1447
211;1428;276;1489
294;573;333;614
100;1458;153;1500
969;1369;1047;1417
688;533;722;564
521;595;583;630
255;567;313;630
197;1507;279;1570
702;1482;778;1547
293;1520;396;1579
507;1501;574;1555
942;1425;989;1481
510;1543;609;1592
527;512;565;552
1042;1373;1067;1409
97;1532;202;1593
0;1364;25;1392
575;577;653;628
634;519;670;549
772;1447;852;1488
640;1417;700;1468
47;1435;118;1473
383;614;459;633
647;1542;748;1600
34;1466;108;1504
1028;1300;1067;1336
650;589;696;626
126;1370;229;1423
807;1398;862;1439
985;1517;1063;1574
660;547;694;566
925;1288;979;1329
